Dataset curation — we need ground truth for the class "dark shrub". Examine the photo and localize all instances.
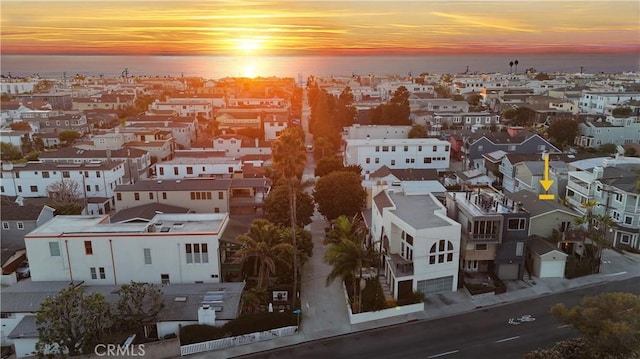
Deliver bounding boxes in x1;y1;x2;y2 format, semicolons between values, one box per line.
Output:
180;324;228;345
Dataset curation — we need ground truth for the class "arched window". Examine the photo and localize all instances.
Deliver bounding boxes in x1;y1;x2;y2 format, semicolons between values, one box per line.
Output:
429;240;454;264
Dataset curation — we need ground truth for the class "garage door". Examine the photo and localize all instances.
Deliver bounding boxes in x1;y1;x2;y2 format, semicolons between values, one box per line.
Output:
540;261;565;278
498;263;519;280
417;276;453;295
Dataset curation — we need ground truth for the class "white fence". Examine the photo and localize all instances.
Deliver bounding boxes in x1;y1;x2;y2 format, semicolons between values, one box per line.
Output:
180;326;298;356
342;282;425;325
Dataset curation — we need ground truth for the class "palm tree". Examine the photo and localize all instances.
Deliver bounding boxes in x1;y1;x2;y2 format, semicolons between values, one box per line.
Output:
237;219;294;289
272;127;307;307
514;59;519;74
509;61;514;74
324;214;365;246
324;237;367;313
241;287;269;314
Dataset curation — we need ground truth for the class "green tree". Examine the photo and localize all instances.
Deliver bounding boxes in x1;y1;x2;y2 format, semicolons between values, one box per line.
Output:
547;118;579;149
324;233;368;313
625;147;638;157
33;79;54;93
36;285;113;357
313;136;337;160
598;143;617;154
408;124;428;138
434;85;451;98
550;292;640;358
314;157;345;177
502;107;537;126
241;287;269;314
116;282;165;332
370;86;411;125
1;142;22;161
271;126;307;306
237;219;294;289
58;130;81;146
264;184;314;227
280;226;314;268
313;171;366;221
612;107;632;117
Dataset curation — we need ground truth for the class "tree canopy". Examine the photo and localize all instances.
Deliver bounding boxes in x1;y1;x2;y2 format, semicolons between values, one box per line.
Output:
544;292;640;358
502;107;537;126
47;179;84;215
370;86;411;125
116;282;165;331
263;184;314;227
36;285;113;357
612;107;632;117
314;157;345;177
313;171;367;221
0;142;22;161
547;118;579;149
58;130;81;145
408;124;428;138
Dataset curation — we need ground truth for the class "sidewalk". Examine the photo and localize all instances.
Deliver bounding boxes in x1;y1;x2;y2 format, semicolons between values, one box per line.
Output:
193;249;639;358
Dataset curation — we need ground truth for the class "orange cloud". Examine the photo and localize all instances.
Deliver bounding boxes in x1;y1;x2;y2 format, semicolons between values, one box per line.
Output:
1;1;638;55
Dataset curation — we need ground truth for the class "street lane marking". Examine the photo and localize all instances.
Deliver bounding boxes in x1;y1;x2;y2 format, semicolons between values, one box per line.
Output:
428;350;459;358
604;271;627;277
557;324;571;328
495;336;520;343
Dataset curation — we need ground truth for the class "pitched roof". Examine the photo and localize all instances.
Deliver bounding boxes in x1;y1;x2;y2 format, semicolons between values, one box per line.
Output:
527;236;567;256
506;190;580;218
373;191;393;215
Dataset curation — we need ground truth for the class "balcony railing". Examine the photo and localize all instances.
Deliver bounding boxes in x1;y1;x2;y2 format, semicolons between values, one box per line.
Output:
467;232;499;242
568;182;591;196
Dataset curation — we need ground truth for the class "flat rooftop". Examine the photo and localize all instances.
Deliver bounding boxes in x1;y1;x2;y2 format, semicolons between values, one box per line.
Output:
25;213;228;237
387;192;452;229
450;189;527;217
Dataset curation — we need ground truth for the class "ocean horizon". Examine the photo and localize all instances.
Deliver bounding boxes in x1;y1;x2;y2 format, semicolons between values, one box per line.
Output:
1;53;639;80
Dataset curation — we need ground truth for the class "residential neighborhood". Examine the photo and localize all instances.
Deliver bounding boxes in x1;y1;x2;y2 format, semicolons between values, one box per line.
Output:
1;70;640;358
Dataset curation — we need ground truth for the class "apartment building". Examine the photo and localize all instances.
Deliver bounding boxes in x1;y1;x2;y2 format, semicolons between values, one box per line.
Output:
343;138;451;173
371;190;461;300
149;98;213;120
446;188;529;280
155;156;242;180
578;92;640;115
23;213;228;285
212;134;272;157
575;116;640;148
565;162;640;251
463;133;560;170
0;161;126;214
342;124;413;141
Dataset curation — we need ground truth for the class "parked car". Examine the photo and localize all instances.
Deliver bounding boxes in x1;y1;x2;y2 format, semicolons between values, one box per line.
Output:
16;261;30;279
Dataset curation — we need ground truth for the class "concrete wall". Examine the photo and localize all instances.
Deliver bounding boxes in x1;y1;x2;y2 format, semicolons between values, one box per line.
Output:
342;283;424;325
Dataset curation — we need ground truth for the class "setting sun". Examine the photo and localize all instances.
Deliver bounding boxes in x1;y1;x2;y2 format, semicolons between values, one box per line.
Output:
236;38;263;53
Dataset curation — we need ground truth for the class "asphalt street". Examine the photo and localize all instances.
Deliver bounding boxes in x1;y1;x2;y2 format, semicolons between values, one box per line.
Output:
237;277;639;359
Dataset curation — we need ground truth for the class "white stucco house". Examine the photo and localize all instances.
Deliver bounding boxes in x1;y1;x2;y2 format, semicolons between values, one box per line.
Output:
24;213;229;285
370;189;461;300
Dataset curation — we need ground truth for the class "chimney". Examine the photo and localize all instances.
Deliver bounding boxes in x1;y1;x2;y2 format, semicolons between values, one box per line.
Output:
593;166;604;179
106;149;111;161
255;138;259;148
198;305;216;325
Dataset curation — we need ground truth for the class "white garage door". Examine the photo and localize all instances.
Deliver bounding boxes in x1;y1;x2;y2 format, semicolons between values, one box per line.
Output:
416;276;454;295
540;261;565;278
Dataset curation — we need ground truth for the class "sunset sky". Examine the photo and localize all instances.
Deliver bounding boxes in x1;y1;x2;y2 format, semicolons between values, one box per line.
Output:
2;0;639;56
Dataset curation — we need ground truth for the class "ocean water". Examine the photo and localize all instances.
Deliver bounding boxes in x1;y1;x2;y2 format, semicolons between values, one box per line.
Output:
1;53;638;80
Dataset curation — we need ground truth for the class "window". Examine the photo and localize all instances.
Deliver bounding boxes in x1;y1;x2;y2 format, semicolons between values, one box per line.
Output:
214;207;220;213
99;267;106;279
508;145;516;151
30;185;38;192
507;218;526;230
42;171;50;178
159;167;165;175
418;145;422;151
191;192;196;200
2;222;8;230
96;171;101;178
143;248;152;264
185;243;209;264
476;244;488;250
366;158;370;164
84;171;89;178
161;274;170;284
390;160;395;166
218;192;224;200
174;167;179;175
162;192;167;200
424;157;432;164
86;185;91;192
614;193;623;203
149;192;154;200
17;186;22;192
375;146;380;152
375;158;380;164
433;145;437;152
429;240;455;264
382;146;389;152
206;192;212;200
17;222;24;230
84;241;93;255
187;167;193;175
611;210;621;221
560;221;571;232
116;193;122;201
538;145;546;151
445;145;450;152
404;146;408;152
620;234;630;244
94;185;99;191
391;146;396;152
624;216;633;225
134;193;140;201
90;267;97;279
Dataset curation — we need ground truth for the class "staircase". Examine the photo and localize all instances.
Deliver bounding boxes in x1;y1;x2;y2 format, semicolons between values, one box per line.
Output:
378;273;393;299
